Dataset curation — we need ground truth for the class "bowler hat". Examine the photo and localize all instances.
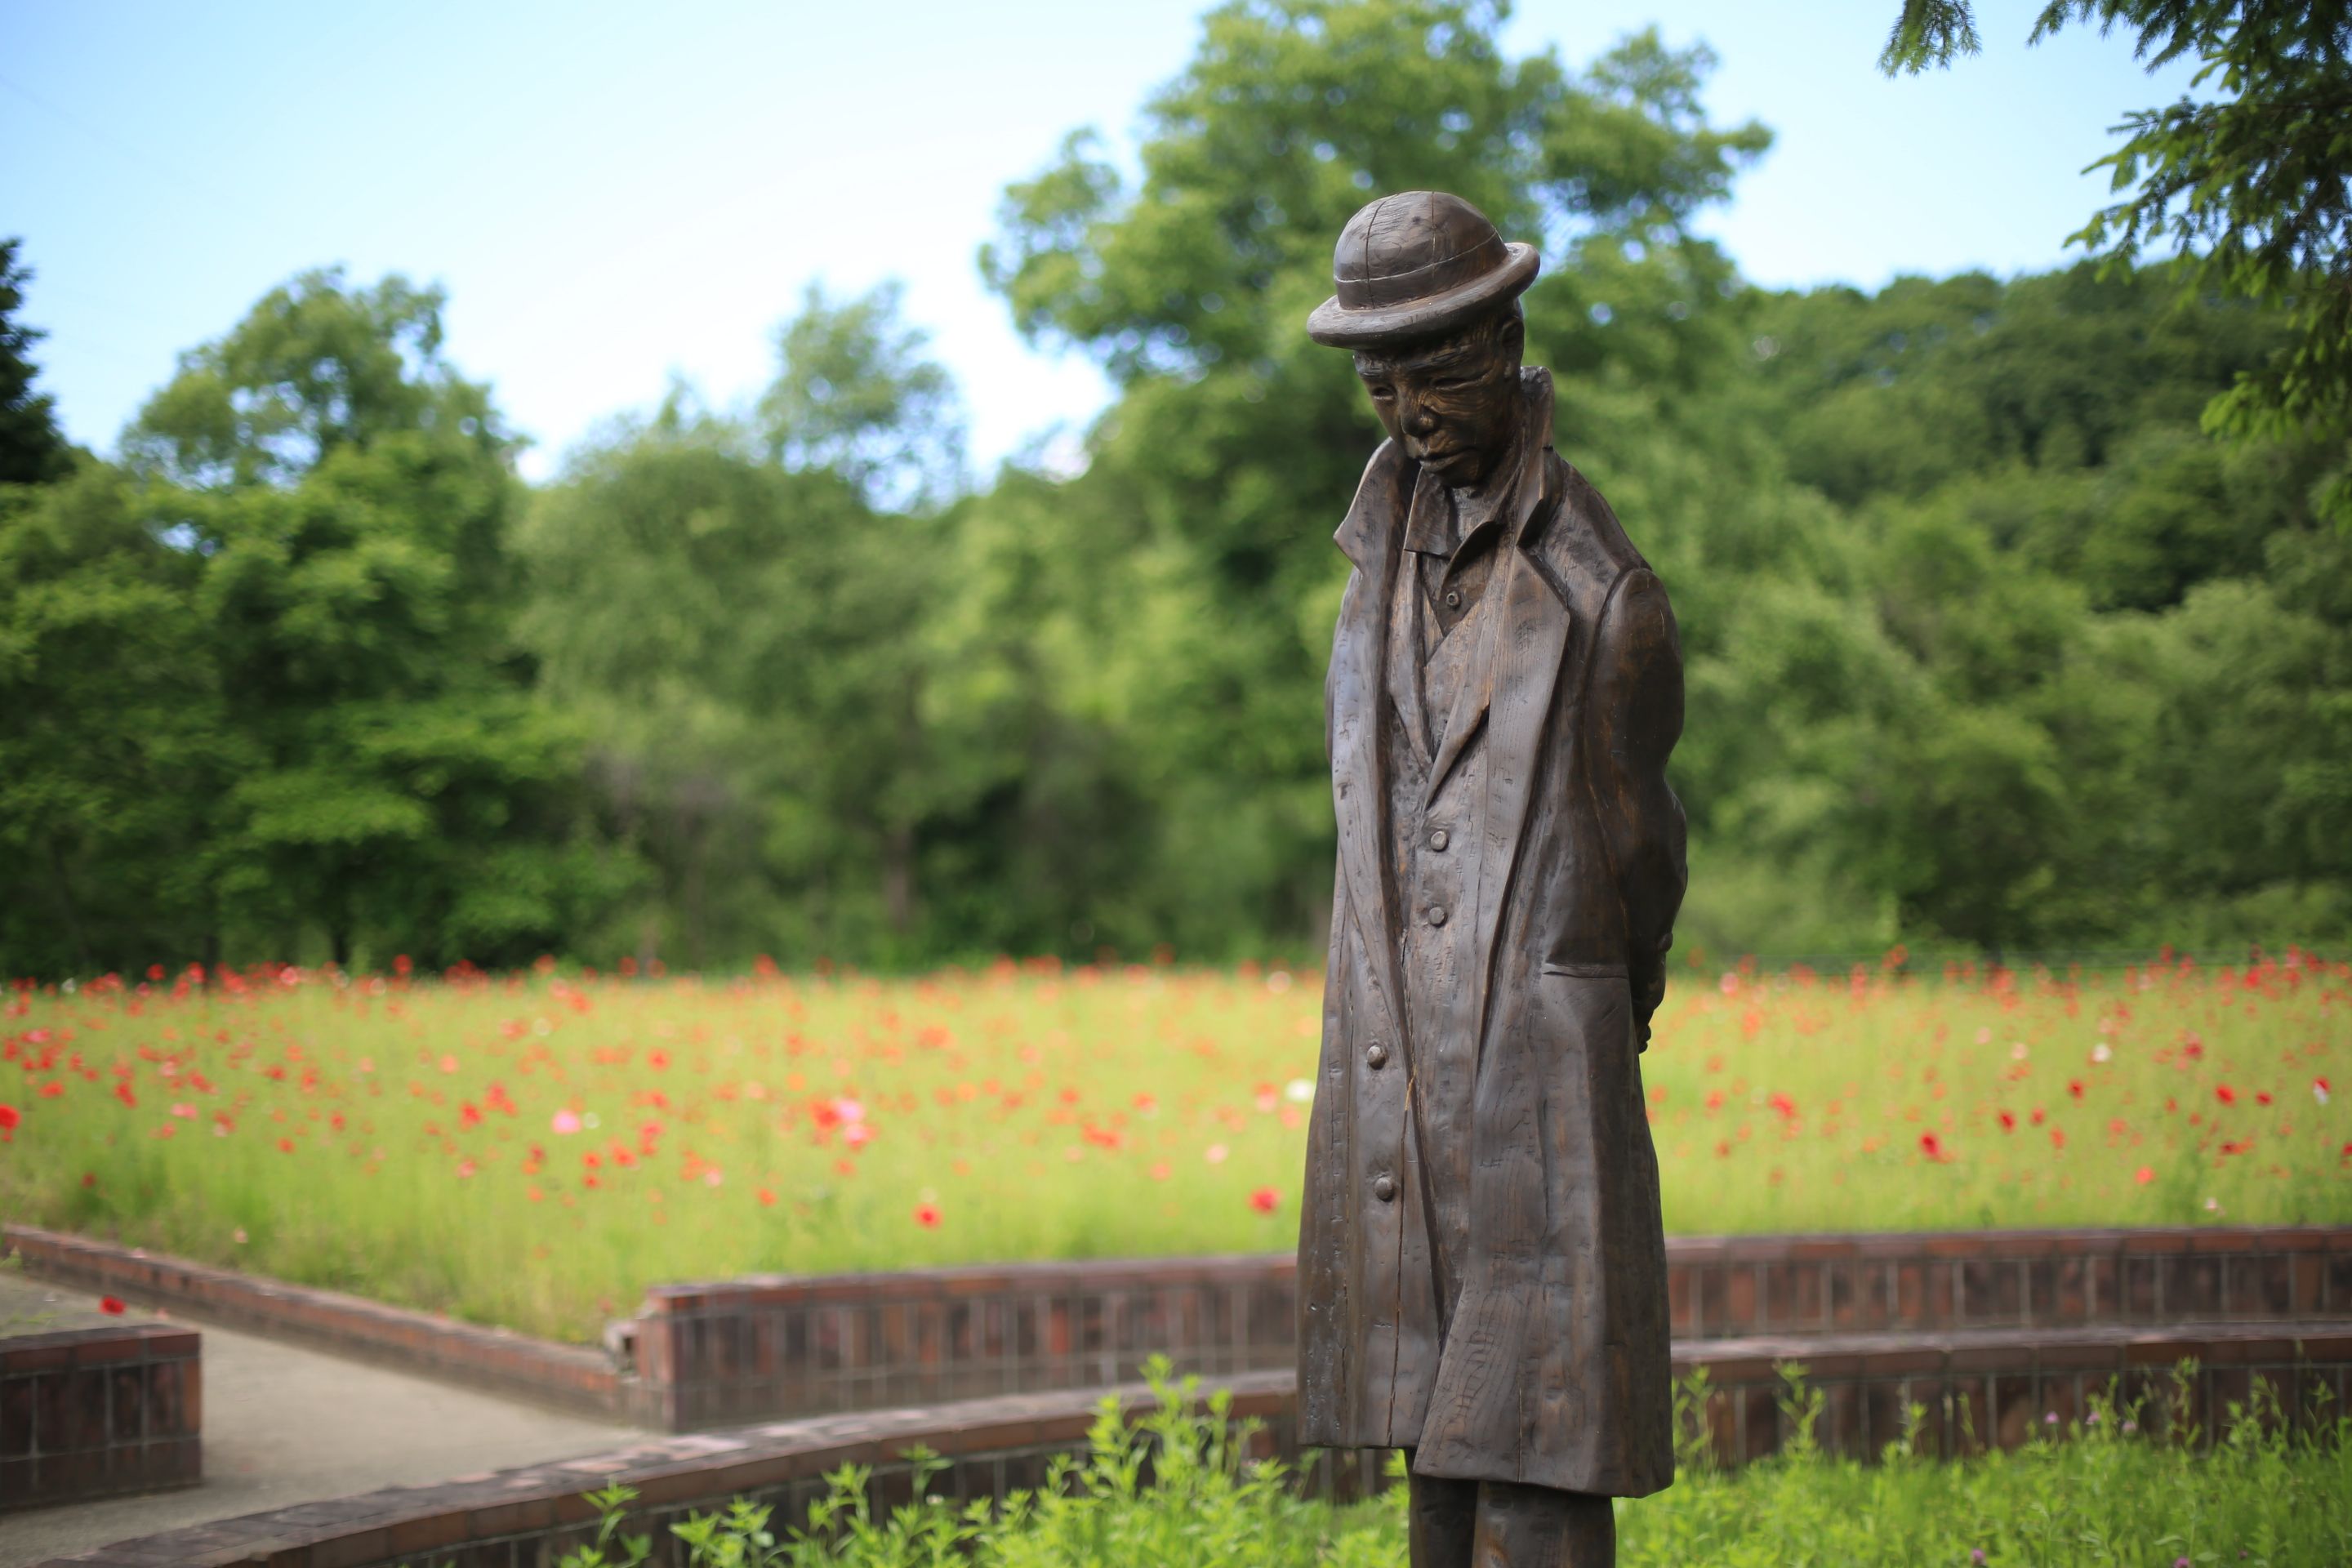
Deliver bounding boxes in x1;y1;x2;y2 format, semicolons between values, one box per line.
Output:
1306;191;1539;348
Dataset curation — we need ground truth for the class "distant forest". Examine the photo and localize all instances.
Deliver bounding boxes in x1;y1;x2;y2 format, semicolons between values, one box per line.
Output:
4;2;2346;978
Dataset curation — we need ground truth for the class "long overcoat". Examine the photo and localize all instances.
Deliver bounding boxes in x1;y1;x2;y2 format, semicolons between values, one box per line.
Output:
1296;369;1687;1497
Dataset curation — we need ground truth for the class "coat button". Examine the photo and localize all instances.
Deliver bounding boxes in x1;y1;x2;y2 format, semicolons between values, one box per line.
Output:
1444;590;1461;608
1373;1174;1397;1203
1428;828;1449;852
1365;1041;1388;1069
1427;905;1448;926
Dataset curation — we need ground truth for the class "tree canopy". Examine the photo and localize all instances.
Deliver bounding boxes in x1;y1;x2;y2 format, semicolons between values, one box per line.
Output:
1882;0;2352;520
0;239;72;486
2;0;2345;978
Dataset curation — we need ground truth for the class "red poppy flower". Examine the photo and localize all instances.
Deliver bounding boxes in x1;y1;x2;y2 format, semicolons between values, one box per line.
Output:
0;1104;17;1133
98;1296;126;1316
1919;1131;1949;1162
2135;1165;2155;1185
2215;1085;2237;1107
1249;1187;1281;1214
912;1203;942;1228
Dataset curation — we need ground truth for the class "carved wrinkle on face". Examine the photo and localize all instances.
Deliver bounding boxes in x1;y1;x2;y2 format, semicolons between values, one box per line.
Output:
1352;314;1522;488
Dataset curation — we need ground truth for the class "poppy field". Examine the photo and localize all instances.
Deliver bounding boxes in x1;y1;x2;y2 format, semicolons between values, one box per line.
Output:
2;951;2346;1344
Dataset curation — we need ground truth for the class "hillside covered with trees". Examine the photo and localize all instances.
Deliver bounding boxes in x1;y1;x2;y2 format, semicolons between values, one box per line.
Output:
4;0;2345;978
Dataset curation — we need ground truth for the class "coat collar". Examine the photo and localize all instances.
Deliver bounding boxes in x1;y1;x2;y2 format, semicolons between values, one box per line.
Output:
1336;368;1564;595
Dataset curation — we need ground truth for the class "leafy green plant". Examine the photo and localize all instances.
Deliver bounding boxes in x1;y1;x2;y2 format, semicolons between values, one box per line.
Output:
556;1483;653;1568
539;1360;2351;1566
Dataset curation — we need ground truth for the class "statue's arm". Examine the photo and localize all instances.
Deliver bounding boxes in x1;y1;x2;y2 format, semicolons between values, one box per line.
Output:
1588;566;1688;1045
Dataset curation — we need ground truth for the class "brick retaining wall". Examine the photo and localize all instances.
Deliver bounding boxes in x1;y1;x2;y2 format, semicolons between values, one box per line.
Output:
631;1226;2352;1429
1;1323;200;1513
38;1322;2352;1567
2;1227;621;1423
629;1254;1297;1428
33;1373;1302;1568
12;1223;2348;1434
1678;1318;2352;1464
1668;1225;2352;1338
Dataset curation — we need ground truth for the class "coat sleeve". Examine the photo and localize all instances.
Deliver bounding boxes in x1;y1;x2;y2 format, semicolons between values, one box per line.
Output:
1587;566;1687;1044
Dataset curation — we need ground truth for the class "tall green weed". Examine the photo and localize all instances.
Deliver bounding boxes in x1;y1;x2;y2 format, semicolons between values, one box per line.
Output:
547;1361;2351;1566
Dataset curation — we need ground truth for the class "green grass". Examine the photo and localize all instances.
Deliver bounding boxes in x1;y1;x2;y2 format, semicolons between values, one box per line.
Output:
555;1363;2352;1566
3;951;2346;1341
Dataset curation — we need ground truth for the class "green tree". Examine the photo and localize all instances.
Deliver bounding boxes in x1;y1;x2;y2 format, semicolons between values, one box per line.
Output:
0;464;228;974
972;0;1771;954
120;270;619;969
1697;259;2350;954
523;287;980;966
125;270;494;489
0;243;219;976
757;279;964;511
1882;0;2352;520
0;239;72;486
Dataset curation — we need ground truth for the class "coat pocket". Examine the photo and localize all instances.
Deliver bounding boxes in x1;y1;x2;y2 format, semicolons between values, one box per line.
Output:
1541;960;1628;980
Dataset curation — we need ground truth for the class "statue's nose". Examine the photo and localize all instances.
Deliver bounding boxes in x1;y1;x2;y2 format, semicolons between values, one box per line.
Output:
1402;395;1437;435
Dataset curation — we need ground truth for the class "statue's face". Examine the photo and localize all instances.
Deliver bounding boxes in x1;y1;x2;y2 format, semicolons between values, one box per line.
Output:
1352;312;1523;488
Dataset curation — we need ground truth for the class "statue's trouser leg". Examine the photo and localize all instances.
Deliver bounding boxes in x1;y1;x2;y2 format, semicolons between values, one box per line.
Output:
1407;1464;1615;1568
1406;1466;1477;1568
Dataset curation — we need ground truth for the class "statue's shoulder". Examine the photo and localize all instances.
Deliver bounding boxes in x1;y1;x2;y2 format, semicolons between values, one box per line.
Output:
1334;438;1412;569
1532;450;1650;603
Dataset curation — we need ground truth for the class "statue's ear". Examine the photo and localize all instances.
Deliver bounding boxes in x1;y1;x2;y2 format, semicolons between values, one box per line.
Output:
1499;311;1526;359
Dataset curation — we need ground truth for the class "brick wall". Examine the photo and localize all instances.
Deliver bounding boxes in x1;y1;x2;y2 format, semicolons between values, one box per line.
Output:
37;1374;1301;1568
1664;1226;2352;1339
14;1223;2348;1438
41;1322;2352;1567
1;1324;200;1512
3;1225;620;1422
1672;1319;2352;1467
629;1227;2352;1430
628;1254;1297;1428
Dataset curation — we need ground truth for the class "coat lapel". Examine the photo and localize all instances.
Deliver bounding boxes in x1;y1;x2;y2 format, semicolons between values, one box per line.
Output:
1468;376;1571;1047
1331;442;1409;1050
1471;546;1569;1015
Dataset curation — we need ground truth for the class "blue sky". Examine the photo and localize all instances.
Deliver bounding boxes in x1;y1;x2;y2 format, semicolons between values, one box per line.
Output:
4;1;2194;481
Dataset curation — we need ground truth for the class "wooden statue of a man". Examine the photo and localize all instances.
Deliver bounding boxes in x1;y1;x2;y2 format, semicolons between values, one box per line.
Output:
1296;190;1687;1567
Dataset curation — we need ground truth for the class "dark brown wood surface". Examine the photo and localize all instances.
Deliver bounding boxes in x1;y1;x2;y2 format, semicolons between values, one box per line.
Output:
1299;189;1688;1566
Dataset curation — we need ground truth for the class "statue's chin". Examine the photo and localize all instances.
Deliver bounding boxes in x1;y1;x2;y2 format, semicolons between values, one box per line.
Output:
1420;448;1488;485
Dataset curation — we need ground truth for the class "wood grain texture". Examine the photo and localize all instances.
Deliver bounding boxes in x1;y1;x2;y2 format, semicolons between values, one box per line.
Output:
1298;191;1687;1556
